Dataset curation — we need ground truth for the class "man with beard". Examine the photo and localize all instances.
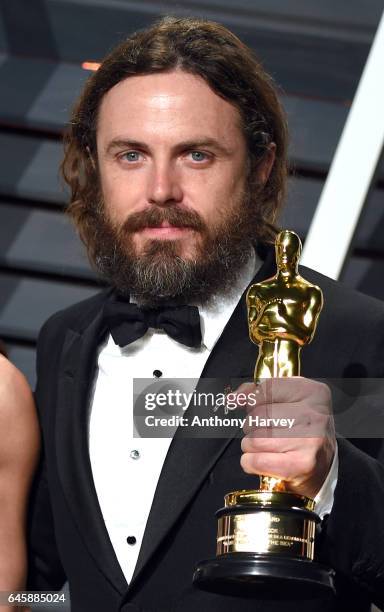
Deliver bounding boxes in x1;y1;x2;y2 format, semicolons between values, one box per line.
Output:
28;16;384;612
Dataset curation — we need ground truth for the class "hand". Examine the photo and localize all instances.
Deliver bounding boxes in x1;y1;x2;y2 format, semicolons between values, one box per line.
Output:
237;377;336;498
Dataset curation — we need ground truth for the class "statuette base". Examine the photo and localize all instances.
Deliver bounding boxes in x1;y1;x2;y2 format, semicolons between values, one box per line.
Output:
193;553;335;598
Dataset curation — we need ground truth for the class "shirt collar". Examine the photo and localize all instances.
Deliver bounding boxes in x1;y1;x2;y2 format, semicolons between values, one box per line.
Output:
199;249;262;352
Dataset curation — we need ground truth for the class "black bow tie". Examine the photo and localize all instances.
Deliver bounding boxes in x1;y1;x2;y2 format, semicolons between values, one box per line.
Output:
103;297;202;348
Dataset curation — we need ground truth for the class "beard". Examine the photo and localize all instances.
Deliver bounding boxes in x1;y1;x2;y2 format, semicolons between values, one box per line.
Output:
91;183;263;306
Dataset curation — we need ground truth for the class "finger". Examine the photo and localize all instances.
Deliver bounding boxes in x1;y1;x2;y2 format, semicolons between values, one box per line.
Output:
243;405;331;437
228;382;261;411
230;379;330;412
241;435;300;454
243;401;301;432
241;434;324;455
255;377;331;408
240;450;316;482
233;382;257;395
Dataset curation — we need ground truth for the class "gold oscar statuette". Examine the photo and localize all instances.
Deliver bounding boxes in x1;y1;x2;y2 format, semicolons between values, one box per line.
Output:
194;230;335;596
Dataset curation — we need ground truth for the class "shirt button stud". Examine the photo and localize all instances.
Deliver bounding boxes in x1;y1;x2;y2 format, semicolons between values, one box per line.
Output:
130;449;140;460
127;536;137;545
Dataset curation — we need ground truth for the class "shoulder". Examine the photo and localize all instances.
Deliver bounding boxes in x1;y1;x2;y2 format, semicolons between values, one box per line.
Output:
299;266;384;376
247;281;273;297
247;285;259;298
37;287;113;344
0;356;39;464
300;278;322;300
0;354;32;408
300;265;384;323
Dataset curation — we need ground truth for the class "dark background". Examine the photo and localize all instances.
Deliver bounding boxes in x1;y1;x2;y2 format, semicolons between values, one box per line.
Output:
0;0;384;386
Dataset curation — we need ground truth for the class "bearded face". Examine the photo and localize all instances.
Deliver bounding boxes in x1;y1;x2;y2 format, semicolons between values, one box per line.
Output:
92;177;264;305
88;71;274;304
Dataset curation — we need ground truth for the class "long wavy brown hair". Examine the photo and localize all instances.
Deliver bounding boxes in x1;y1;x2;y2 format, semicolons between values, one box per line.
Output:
62;16;288;264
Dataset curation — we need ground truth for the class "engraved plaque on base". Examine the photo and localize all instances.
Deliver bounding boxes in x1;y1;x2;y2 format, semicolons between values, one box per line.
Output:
216;491;317;559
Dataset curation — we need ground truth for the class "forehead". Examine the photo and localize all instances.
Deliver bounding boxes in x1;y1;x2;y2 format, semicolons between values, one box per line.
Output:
96;70;244;146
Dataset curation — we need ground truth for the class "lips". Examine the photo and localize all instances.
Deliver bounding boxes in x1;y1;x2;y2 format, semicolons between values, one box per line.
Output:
138;224;193;238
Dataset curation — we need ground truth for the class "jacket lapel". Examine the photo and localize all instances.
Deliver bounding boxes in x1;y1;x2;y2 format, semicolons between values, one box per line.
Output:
131;247;276;585
55;309;128;596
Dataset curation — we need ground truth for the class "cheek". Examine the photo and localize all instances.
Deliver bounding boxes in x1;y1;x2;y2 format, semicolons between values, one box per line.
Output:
99;168;143;222
189;171;245;224
183;172;233;218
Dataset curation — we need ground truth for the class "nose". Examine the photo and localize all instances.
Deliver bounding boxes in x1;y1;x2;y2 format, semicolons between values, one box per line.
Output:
146;160;183;206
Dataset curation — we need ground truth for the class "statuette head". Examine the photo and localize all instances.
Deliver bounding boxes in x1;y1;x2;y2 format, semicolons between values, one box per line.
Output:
275;230;302;272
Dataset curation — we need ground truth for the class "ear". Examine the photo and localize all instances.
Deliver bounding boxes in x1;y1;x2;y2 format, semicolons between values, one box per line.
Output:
256;143;276;184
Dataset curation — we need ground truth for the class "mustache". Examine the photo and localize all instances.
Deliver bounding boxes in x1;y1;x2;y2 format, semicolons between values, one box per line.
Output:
119;206;206;233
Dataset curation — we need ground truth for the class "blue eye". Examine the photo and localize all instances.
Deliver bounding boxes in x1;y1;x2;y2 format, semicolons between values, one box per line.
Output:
190;151;207;162
123;151;140;162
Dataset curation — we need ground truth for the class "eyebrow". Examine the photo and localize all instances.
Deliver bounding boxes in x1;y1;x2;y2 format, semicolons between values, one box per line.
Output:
105;138;233;156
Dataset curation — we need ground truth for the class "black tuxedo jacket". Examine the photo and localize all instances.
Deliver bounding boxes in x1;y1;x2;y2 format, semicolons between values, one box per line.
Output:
28;249;384;611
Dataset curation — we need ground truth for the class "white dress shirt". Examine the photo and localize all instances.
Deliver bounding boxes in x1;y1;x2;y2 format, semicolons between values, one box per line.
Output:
88;252;338;584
